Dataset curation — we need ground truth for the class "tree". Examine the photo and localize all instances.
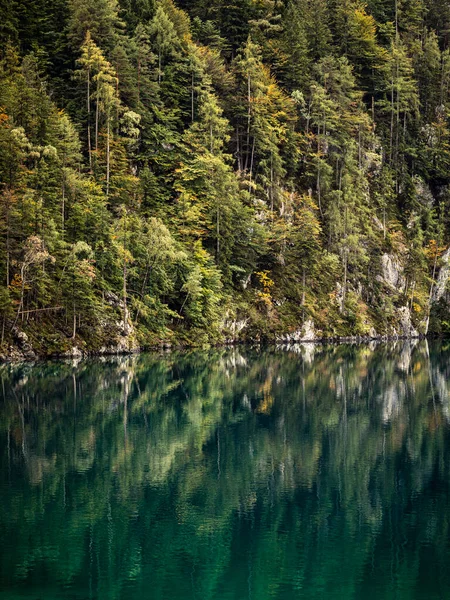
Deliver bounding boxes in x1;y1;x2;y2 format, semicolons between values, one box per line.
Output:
77;33;120;192
68;0;124;51
59;241;97;338
148;4;181;84
13;236;53;325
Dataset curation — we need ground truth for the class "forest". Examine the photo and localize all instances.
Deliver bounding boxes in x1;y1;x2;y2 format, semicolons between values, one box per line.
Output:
2;0;450;356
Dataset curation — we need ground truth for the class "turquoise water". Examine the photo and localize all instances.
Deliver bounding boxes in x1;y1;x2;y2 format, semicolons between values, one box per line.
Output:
1;342;450;599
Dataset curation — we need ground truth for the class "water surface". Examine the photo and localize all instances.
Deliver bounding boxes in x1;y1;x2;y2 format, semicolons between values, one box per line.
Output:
1;341;450;599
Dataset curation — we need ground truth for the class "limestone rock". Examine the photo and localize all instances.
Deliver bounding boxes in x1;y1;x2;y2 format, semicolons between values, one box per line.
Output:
397;306;419;337
432;247;450;304
379;254;405;291
277;319;316;343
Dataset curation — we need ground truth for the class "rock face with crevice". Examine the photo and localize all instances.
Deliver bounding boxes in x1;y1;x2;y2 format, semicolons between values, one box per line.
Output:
432;248;450;304
7;328;36;361
276;319;316;343
396;306;420;338
379;253;405;291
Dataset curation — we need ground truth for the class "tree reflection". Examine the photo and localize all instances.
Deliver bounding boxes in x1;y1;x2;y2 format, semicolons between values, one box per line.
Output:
1;341;450;599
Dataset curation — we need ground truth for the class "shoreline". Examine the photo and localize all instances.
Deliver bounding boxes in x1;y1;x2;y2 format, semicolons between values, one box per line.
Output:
0;332;434;365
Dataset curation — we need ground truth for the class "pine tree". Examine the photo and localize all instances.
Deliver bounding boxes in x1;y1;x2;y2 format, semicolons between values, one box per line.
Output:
148;4;181;84
68;0;124;51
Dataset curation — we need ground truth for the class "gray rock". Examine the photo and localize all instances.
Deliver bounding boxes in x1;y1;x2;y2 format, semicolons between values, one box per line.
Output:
432;247;450;304
397;306;419;337
379;254;405;290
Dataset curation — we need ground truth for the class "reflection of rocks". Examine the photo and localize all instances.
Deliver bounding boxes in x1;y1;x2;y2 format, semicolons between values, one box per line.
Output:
301;343;316;364
275;342;316;364
224;351;248;370
431;366;450;421
3;340;450;599
379;384;403;423
396;342;413;372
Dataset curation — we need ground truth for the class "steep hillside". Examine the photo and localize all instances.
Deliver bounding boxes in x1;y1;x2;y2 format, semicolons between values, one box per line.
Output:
1;0;450;357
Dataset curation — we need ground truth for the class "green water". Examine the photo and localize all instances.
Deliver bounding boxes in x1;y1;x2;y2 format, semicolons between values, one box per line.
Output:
1;342;450;599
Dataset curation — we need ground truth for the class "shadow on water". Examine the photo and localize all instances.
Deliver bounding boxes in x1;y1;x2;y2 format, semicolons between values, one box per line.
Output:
1;340;450;599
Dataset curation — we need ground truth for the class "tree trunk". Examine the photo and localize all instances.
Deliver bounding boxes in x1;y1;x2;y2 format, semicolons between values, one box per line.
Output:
13;265;26;327
62;173;65;235
87;69;92;170
317;167;323;217
216;202;220;263
158;51;161;85
191;72;195;122
95;82;100;152
106;115;110;196
236;126;242;171
72;308;76;340
248;138;255;194
425;246;439;335
137;58;141;106
342;250;348;313
245;73;251;172
5;190;10;287
390;76;394;163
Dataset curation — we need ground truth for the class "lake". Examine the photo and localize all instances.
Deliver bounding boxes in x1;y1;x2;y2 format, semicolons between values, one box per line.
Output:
1;341;450;599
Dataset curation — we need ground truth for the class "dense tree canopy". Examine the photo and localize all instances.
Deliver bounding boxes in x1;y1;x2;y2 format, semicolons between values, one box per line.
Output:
2;0;450;353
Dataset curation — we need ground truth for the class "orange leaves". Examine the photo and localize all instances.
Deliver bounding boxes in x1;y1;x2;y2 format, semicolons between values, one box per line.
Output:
255;270;275;310
424;239;447;263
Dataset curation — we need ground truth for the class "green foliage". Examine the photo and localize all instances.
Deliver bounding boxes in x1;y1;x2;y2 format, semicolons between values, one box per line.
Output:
1;0;450;353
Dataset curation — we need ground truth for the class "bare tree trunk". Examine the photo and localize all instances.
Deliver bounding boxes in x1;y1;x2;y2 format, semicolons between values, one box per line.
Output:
134;261;152;324
106;115;111;196
358;126;362;169
5;190;10;287
72;308;76;340
425;246;439;334
236;126;242;171
306;99;311;135
87;69;92;170
342;250;348;313
137;58;141;106
390;76;394;164
248;138;255;195
270;152;274;215
216;202;220;262
62;174;65;235
317;167;323;217
158;51;161;85
410;279;416;312
13;266;26;327
245;73;251;172
116;67;120;136
95;83;100;152
191;73;195;122
62;127;67;235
